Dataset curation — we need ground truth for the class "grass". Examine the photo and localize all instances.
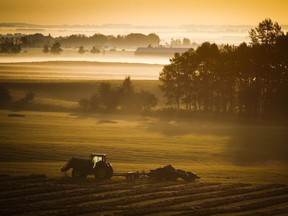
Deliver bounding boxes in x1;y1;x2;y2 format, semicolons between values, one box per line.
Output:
0;109;287;184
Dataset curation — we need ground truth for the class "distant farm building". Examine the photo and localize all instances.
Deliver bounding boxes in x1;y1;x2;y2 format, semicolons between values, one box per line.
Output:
135;47;190;56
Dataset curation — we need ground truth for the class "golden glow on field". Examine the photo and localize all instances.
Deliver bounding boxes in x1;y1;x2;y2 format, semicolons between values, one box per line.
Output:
1;109;287;183
0;0;287;25
0;61;163;80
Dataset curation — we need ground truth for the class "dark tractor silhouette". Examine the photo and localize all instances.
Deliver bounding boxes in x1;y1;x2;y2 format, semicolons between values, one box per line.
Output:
147;165;200;181
61;153;113;179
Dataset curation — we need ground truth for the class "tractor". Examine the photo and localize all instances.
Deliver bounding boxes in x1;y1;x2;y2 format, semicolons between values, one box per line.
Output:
61;153;113;179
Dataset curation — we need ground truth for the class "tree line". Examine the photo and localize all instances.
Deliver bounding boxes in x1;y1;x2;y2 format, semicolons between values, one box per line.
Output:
0;37;21;53
79;77;157;112
58;33;160;48
42;42;63;54
0;77;157;112
159;19;288;120
0;32;160;51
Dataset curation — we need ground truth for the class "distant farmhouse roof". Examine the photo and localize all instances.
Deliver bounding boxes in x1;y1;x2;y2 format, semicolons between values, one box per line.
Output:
135;47;190;55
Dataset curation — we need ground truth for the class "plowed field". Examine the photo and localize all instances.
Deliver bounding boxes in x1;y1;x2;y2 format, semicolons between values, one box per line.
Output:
1;175;287;216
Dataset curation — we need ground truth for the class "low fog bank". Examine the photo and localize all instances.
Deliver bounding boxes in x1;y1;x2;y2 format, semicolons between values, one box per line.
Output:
0;60;164;81
228;126;288;166
0;49;170;65
142;117;288;167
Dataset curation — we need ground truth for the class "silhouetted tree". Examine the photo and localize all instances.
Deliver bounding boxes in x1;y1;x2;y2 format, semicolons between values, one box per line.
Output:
274;34;288;117
98;82;119;111
249;18;284;45
0;37;21;53
90;46;100;53
170;38;182;47
50;42;62;54
138;90;158;111
248;19;286;118
147;33;160;47
120;76;134;95
89;94;100;111
196;42;219;111
119;76;136;110
159;55;183;109
215;44;237;114
42;45;49;53
182;38;191;47
78;46;85;54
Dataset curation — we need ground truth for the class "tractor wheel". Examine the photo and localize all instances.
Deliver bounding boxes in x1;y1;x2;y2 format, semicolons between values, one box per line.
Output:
94;162;113;180
72;169;87;178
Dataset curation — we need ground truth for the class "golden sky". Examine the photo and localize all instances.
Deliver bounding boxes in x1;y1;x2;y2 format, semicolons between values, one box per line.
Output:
1;0;287;26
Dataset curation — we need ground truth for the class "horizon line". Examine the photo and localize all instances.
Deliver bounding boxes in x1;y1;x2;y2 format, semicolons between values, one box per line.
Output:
3;22;288;28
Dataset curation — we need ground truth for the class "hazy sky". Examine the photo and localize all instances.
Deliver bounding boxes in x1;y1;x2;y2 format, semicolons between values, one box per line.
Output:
1;0;287;26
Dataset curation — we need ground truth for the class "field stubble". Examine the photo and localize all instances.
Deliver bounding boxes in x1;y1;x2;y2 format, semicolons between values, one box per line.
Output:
0;175;287;215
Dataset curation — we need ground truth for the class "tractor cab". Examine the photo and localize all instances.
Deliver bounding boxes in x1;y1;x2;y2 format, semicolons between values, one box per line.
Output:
90;153;107;167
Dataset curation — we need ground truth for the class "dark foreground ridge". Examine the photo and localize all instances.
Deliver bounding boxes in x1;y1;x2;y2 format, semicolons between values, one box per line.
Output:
0;174;287;215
